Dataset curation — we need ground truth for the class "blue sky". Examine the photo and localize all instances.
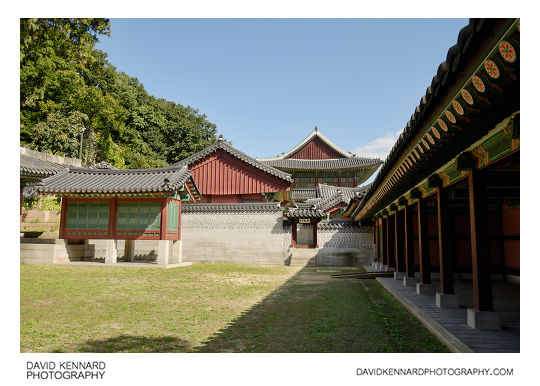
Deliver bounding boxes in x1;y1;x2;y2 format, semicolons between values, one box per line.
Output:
96;18;468;166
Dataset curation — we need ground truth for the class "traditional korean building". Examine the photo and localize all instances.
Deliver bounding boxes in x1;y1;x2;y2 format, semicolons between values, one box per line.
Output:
257;127;382;197
36;164;200;264
345;18;519;331
173;137;293;203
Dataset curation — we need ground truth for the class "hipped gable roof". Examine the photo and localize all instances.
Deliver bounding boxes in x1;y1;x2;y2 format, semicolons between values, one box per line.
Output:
38;164;198;196
173;138;293;183
258;127;353;161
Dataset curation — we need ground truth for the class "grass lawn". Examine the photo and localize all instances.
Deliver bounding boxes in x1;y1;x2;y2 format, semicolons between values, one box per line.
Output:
20;263;449;353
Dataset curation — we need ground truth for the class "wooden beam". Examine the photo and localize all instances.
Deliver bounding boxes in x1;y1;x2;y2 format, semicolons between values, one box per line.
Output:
417;195;431;284
468;170;493;311
437;186;454;294
404;201;415;277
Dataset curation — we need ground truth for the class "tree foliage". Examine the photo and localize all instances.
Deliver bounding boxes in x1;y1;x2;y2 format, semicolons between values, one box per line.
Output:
20;18;217;168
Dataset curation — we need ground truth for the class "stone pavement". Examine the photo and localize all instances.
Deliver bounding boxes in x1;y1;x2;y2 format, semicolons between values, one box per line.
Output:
370;268;520;353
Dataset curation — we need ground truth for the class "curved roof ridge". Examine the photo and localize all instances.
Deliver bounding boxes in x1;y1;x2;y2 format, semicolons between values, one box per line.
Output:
261;128;353;160
173;139;293;183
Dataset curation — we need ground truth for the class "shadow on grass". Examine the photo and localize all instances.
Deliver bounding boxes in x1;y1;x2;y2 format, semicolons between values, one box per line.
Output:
195;265;448;353
67;335;191;353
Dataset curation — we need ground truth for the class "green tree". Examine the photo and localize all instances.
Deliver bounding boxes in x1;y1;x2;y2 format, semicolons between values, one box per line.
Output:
30;111;88;157
21;18;218;169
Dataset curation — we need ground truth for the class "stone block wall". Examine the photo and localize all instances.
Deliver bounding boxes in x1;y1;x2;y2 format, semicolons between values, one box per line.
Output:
181;203;290;264
316;221;375;266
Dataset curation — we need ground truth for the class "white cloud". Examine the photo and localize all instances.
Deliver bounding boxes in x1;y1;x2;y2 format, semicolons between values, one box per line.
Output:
353;130;402;160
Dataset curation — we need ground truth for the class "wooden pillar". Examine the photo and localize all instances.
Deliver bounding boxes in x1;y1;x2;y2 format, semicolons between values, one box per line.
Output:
387;214;395;268
107;197;117;239
59;196;68;239
375;220;380;263
313;220;319;248
468;170;493;311
178;201;182;240
394;209;405;272
437;186;454;294
381;216;388;265
417;195;431;284
404;202;415;277
160;197;169;240
291;219;297;247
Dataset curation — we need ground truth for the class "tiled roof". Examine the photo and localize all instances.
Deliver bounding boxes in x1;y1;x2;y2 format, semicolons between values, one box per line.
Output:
89;161;118;170
258;128;353;160
357;19;517;218
37;165;195;195
303;183;373;212
284;207;324;219
258;157;381;171
182;202;282;213
20;154;66;177
317;183;372;200
173;138;293;183
291;188;318;199
318;220;361;230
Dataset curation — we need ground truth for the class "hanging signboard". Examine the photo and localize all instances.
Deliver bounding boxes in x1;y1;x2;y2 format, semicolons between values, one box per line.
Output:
299;218;311;224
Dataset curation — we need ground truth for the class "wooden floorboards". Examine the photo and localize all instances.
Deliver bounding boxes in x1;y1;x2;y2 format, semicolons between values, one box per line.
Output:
376;275;519;353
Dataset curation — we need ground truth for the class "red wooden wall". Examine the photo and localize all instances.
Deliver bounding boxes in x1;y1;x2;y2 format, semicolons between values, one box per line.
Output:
190;150;291;196
289;137;345;160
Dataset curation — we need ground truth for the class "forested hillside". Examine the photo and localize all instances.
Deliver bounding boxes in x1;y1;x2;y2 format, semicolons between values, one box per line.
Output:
20;18;217;168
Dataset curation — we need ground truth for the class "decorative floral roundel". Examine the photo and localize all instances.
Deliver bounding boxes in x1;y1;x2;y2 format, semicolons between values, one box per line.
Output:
472;75;486;93
461;89;474;105
426;133;435;144
484;59;500;79
445;111;456;124
438;118;449;131
432;126;441;139
453;100;464;115
499;41;516;63
421;138;430;150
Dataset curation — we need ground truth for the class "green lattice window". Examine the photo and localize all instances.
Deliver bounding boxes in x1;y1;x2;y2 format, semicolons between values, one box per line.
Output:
116;201;161;231
167;202;179;231
318;172;338;184
66;202;109;230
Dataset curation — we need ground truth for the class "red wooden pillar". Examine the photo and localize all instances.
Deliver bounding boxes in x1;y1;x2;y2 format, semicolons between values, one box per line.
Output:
417;195;431;284
387;213;395;268
291;219;297;247
375;219;380;263
160;197;169;240
394;209;405;272
381;216;388;265
59;196;68;239
178;200;182;241
107;197;117;239
313;220;319;248
437;185;454;294
403;202;415;277
468;170;493;311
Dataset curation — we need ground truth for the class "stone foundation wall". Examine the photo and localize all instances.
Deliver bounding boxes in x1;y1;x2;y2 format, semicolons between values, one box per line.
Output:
181;203;290;264
316;222;375;266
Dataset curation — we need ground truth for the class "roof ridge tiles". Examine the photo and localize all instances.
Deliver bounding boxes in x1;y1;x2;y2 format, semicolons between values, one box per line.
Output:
173;140;294;183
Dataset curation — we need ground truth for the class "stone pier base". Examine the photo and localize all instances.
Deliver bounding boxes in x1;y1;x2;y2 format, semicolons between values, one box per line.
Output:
403;276;419;287
416;282;435;295
104;240;118;264
436;292;460;309
467;309;501;331
394;271;406;280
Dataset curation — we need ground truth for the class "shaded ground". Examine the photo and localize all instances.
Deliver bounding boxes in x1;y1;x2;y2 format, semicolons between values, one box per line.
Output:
20;263;448;353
